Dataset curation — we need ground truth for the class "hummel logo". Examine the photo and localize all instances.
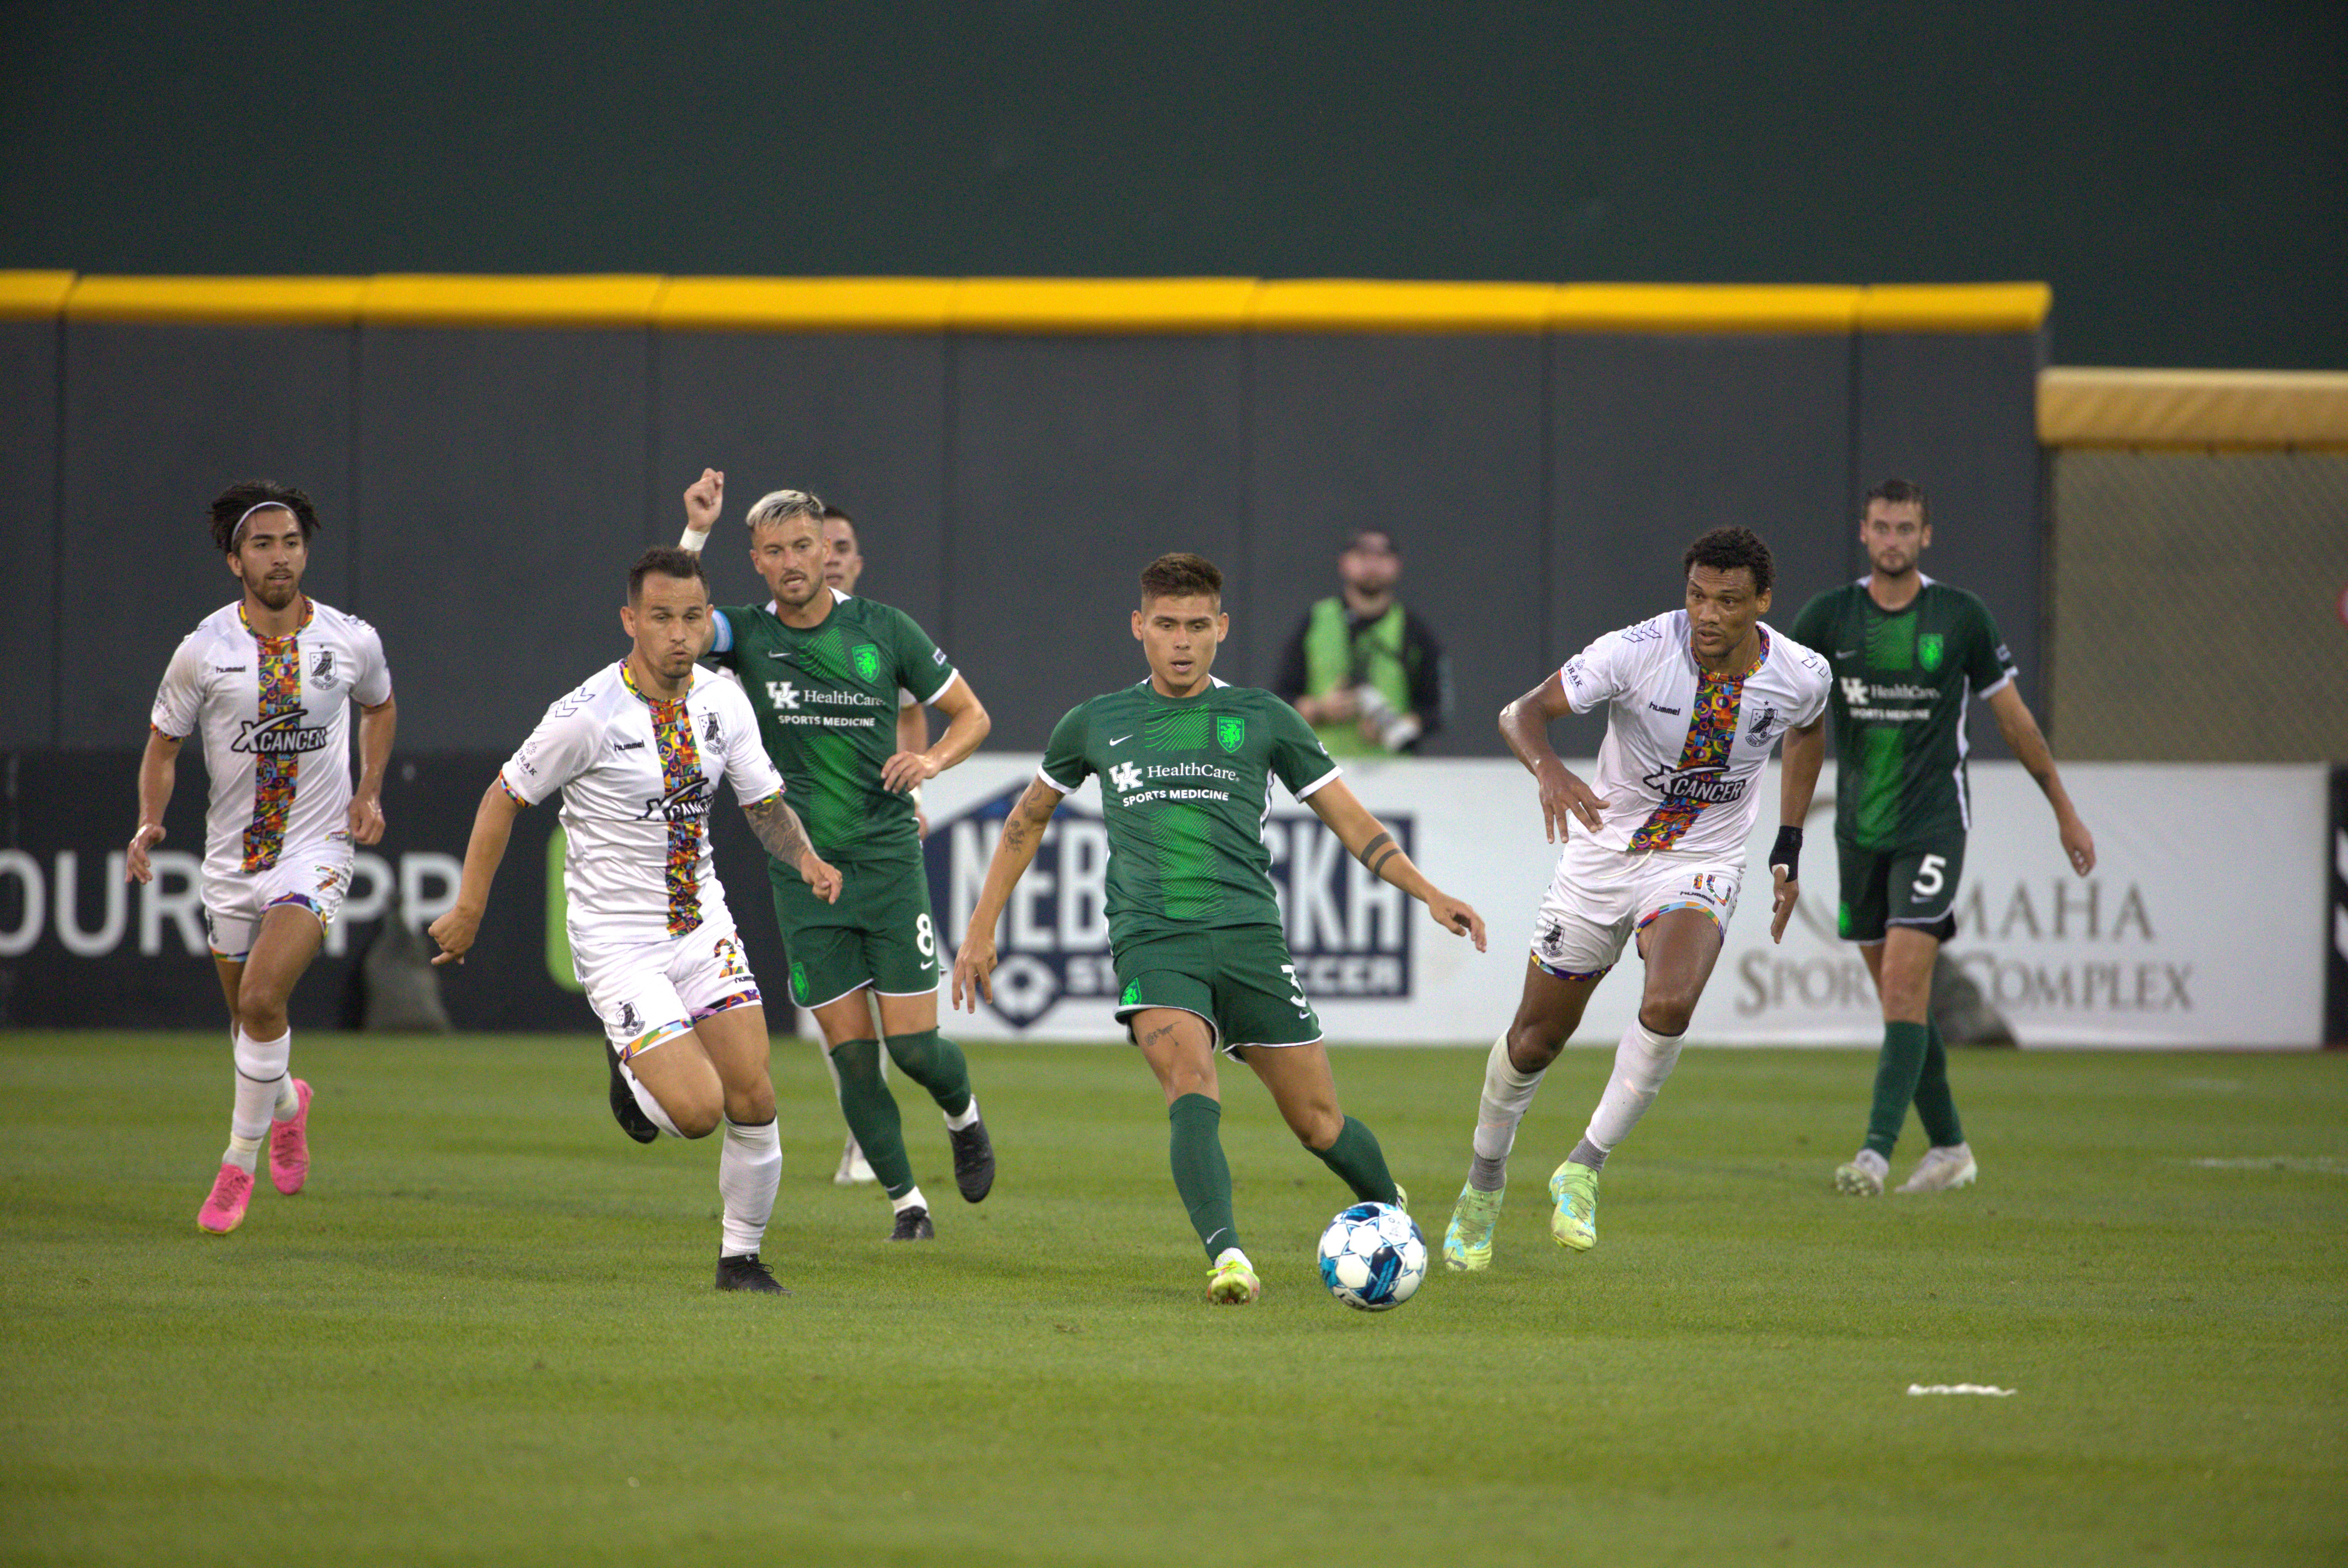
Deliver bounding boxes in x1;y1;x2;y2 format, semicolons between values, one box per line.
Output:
1647;702;1682;715
1107;734;1133;747
214;664;248;673
613;739;646;751
1109;761;1143;794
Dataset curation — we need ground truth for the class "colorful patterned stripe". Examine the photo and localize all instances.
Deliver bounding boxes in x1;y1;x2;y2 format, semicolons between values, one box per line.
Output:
627;666;707;937
1628;632;1765;853
241;632;302;872
691;989;763;1019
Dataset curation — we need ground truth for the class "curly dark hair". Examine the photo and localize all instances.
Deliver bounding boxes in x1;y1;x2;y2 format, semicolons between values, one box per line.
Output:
1683;526;1774;598
1139;552;1224;606
208;481;320;555
629;546;708;602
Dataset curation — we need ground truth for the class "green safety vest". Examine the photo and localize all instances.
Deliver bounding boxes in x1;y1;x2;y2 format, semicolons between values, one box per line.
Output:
1302;597;1415;757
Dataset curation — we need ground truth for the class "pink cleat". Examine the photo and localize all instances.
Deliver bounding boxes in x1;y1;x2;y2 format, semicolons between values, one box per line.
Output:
198;1162;254;1234
269;1079;313;1195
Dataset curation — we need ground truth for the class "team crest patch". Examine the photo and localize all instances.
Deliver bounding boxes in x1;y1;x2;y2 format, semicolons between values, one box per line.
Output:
1918;632;1945;671
1121;980;1141;1005
791;960;810;1004
311;648;337;686
1215;715;1245;754
852;643;881;682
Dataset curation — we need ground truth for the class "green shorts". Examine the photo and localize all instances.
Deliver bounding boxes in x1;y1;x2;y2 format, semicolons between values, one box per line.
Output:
1836;834;1967;944
768;854;942;1009
1112;927;1323;1058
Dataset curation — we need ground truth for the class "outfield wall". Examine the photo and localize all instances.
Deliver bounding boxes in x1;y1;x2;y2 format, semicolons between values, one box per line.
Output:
3;752;2328;1047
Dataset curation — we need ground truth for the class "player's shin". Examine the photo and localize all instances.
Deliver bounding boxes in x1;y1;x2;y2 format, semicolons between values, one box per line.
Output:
1865;1020;1932;1157
830;1039;916;1197
1168;1094;1241;1260
1470;1031;1543;1190
719;1116;781;1257
882;1028;974;1120
228;1028;292;1172
1913;1020;1966;1148
1312;1115;1401;1206
1577;1019;1687;1163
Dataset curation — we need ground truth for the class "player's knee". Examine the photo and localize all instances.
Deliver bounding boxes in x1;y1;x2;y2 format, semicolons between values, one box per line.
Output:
236;992;291;1039
1505;1020;1567;1072
724;1080;777;1125
1638;993;1698;1037
669;1095;723;1139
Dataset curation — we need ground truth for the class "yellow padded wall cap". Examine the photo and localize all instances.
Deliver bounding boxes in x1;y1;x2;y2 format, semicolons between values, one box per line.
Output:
1552;285;1862;332
656;277;957;331
1859;283;2051;332
360;275;665;328
1251;280;1559;332
950;277;1259;332
2039;367;2348;449
0;271;76;319
66;276;365;325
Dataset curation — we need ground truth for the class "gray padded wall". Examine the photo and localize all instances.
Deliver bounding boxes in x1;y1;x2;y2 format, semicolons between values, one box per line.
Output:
1547;334;1855;755
355;328;652;751
1246;335;1547;758
1853;332;2046;750
0;320;59;747
57;324;356;747
652;331;949;637
947;336;1249;746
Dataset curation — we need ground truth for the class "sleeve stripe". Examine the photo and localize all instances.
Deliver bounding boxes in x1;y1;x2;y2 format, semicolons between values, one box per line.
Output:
1292;764;1343;801
708;609;733;655
1976;673;2014;699
1036;765;1080;794
495;771;528;804
149;722;186;741
920;667;962;707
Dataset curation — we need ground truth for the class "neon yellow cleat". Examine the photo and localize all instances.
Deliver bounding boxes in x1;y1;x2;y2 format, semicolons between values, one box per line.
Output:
1547;1160;1598;1252
1442;1182;1504;1272
1206;1254;1260;1305
1835;1148;1889;1195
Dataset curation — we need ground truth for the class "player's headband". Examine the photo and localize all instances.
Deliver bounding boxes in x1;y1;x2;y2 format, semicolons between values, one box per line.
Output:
231;502;296;547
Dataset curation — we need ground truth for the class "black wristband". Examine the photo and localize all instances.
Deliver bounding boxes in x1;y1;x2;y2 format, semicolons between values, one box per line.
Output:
1768;824;1803;881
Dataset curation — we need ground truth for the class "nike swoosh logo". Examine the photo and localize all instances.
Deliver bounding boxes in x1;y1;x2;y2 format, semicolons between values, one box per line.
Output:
1108;734;1132;746
1835;649;1860;659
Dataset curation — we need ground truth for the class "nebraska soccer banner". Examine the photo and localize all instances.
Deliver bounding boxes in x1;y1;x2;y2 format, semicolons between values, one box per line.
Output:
922;757;2330;1048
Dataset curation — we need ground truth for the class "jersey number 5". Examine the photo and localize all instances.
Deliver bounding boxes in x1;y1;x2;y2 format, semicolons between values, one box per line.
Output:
1912;854;1947;899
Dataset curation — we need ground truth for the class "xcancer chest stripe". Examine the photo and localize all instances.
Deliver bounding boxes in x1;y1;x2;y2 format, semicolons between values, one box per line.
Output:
628;666;707;937
1627;637;1761;853
241;630;303;872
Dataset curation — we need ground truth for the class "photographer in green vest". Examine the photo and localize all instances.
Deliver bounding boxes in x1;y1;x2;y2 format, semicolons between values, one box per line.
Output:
1272;527;1449;756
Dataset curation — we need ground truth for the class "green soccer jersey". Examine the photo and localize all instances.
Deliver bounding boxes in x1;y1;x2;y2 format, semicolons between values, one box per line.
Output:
1790;577;2018;850
1039;681;1341;950
708;591;955;866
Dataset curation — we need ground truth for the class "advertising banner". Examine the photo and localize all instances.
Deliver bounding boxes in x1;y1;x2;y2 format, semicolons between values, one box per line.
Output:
920;757;2329;1049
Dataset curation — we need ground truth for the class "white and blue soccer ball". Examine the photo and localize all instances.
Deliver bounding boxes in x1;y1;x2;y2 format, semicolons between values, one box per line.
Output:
1316;1201;1427;1312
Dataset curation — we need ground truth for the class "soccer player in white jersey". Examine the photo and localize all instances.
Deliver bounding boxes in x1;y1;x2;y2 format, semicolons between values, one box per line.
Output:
427;548;842;1293
130;482;398;1236
1441;526;1831;1269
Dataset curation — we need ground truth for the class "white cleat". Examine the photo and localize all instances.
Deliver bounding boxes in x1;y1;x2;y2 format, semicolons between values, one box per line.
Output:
1835;1148;1890;1196
1896;1143;1978;1194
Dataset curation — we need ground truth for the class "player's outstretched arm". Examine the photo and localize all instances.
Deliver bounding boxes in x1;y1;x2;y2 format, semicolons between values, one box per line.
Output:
1768;716;1827;943
126;730;182;884
882;679;990;793
678;467;723;548
1304;778;1488;951
1986;685;2096;876
743;793;842;903
1498;672;1608;843
349;695;397;846
428;781;527;965
951;778;1065;1009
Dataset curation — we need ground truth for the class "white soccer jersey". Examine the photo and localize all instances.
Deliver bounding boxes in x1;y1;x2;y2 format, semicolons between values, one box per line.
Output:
1558;611;1831;859
149;600;393;881
500;662;784;946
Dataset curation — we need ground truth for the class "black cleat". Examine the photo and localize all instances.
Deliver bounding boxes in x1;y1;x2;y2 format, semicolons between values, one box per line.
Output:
948;1116;995;1203
888;1205;934;1241
714;1252;790;1293
605;1042;659;1145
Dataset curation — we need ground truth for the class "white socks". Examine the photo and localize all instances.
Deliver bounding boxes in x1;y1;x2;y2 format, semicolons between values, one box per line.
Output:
892;1185;929;1214
226;1028;292;1168
945;1095;981;1132
615;1053;685;1138
1468;1033;1544;1191
1579;1018;1687;1163
718;1117;781;1257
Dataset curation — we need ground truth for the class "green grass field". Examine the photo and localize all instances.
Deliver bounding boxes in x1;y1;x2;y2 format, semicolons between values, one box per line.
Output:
3;1031;2343;1567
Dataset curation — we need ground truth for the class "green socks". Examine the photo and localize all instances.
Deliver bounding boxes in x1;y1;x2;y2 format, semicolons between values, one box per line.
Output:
1913;1020;1966;1148
883;1029;974;1119
1864;1019;1932;1157
1312;1114;1400;1205
1168;1093;1240;1260
829;1039;915;1198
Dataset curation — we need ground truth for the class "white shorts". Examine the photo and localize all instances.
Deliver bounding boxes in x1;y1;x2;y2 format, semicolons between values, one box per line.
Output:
1528;834;1743;981
572;917;763;1059
203;838;355;960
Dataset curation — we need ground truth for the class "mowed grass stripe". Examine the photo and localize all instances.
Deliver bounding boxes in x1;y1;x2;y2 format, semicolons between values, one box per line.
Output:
1;1033;2342;1567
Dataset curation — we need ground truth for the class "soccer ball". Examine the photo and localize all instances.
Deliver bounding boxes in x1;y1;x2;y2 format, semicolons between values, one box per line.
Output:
1316;1201;1427;1312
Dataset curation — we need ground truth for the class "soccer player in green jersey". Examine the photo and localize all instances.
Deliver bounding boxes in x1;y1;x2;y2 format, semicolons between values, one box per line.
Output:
680;471;996;1242
950;552;1488;1305
1790;479;2096;1196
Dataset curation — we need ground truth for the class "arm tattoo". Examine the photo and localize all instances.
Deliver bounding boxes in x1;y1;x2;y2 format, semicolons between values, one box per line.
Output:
1358;830;1401;879
743;793;813;867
